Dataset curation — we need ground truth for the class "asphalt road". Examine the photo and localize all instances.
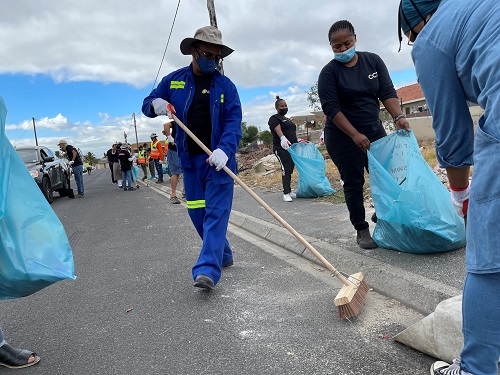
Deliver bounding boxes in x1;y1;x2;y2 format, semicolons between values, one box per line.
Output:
0;169;436;374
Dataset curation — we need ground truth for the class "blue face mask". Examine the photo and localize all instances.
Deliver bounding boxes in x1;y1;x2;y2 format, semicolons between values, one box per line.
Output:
334;45;356;63
197;54;217;74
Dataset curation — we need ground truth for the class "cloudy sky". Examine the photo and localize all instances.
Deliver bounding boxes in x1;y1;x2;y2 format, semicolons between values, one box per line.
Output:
1;0;417;158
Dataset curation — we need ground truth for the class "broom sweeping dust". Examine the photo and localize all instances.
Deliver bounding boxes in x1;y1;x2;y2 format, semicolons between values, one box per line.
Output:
168;104;367;319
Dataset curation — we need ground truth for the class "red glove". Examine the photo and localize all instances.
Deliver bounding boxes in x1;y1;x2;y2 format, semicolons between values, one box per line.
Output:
450;184;469;218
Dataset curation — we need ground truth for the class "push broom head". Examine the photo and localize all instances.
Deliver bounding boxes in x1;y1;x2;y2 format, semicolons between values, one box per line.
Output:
334;272;368;319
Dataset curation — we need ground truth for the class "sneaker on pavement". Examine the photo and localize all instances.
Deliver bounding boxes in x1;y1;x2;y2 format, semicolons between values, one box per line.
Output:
76;194;84;198
283;193;292;202
156;179;164;184
290;192;297;199
430;359;462;375
170;196;180;204
194;274;214;290
222;259;233;268
356;228;377;249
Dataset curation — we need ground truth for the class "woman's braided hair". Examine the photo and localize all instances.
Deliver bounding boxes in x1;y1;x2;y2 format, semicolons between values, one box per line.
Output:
328;20;356;42
275;95;285;110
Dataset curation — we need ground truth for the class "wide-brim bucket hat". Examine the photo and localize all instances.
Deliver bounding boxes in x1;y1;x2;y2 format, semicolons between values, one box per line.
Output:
180;26;234;58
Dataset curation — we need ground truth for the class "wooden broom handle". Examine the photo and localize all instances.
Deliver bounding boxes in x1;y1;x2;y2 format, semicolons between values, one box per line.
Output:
170;113;351;287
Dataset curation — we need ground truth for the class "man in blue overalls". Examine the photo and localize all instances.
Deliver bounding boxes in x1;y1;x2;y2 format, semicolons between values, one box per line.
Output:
142;26;242;291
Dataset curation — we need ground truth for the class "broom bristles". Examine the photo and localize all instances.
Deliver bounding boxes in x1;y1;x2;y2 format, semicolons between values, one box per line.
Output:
333;272;368;319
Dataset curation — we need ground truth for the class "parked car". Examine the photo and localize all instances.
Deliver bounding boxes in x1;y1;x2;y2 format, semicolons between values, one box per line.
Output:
16;146;71;203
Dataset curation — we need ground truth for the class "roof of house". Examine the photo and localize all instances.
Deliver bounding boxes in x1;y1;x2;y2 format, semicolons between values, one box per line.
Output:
397;82;424;103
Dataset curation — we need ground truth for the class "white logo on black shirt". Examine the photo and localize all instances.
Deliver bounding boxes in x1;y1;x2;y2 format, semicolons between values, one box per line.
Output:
368;72;378;80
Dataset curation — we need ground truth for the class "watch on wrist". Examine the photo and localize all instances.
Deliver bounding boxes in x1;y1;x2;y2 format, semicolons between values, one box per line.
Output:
393;113;406;123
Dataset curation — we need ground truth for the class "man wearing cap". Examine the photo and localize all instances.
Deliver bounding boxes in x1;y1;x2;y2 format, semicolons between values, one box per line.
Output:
149;133;164;183
142;25;242;291
106;142;119;184
58;139;84;198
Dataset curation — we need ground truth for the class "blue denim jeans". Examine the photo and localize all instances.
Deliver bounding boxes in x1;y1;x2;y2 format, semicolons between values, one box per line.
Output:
122;170;133;190
72;164;84;195
460;272;500;375
153;159;163;180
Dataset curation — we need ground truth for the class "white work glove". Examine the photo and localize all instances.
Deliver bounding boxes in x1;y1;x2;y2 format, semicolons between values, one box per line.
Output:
68;161;74;166
320;131;325;144
208;148;228;171
280;135;291;150
158;160;163;165
128;157;133;162
167;135;175;144
152;98;171;116
450;185;470;218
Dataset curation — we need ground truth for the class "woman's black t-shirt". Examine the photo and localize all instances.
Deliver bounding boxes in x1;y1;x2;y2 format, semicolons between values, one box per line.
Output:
268;114;298;152
187;73;212;154
318;51;397;141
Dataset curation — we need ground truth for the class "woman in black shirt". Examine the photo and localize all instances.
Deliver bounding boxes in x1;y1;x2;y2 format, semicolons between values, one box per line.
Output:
318;20;410;249
268;96;299;202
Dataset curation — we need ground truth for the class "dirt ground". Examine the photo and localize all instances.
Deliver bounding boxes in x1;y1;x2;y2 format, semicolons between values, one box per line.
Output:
236;146;347;204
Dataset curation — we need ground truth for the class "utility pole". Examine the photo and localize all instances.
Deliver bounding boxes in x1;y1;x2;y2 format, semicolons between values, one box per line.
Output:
32;117;38;146
133;113;139;152
207;0;224;73
207;0;218;28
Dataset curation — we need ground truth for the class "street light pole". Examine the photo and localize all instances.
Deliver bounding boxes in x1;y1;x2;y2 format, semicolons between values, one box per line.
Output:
133;113;139;152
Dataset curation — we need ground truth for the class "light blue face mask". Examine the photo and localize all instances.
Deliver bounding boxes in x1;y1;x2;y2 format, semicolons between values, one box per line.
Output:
197;54;217;74
334;45;356;63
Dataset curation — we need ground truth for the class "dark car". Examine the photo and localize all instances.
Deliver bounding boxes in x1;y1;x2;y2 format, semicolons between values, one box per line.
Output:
16;146;71;203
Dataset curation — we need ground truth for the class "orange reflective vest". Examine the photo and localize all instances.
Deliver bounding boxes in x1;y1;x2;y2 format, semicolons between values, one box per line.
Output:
150;140;162;159
137;150;146;164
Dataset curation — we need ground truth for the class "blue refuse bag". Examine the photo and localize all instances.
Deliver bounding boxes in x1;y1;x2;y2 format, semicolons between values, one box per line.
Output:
367;130;466;254
0;96;76;299
288;142;335;198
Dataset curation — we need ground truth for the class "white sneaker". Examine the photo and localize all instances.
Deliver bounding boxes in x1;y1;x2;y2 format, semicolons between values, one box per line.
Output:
430;359;462;375
283;193;293;202
290;192;297;199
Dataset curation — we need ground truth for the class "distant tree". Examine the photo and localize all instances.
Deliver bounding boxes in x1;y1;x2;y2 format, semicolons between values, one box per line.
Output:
83;151;99;166
240;122;259;148
305;81;321;111
259;130;273;148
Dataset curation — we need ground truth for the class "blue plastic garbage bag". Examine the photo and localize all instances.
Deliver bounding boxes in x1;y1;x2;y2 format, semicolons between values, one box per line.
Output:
131;165;139;181
288;142;335;198
0;96;76;299
162;163;171;177
367;130;466;254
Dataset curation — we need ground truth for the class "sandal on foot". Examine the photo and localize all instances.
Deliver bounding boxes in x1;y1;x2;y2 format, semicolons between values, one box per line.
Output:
0;342;40;369
170;196;180;204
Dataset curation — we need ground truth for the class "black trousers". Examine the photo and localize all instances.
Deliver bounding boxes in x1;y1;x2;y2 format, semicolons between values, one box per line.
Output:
325;127;385;231
274;149;295;195
108;162;115;183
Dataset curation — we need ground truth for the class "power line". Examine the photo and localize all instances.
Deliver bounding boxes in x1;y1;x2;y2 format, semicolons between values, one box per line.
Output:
129;0;181;142
151;0;181;91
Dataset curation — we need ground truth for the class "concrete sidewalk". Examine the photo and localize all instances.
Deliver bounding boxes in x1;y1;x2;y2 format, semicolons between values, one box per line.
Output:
144;176;465;315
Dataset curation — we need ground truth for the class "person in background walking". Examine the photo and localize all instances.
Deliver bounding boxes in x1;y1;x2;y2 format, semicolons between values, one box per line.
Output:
117;143;134;191
149;133;164;183
398;0;500;374
268;96;298;202
0;326;40;369
106;142;118;184
146;143;156;180
318;19;410;249
163;121;183;204
142;25;242;291
137;145;148;181
58;139;85;198
114;142;123;188
85;162;92;175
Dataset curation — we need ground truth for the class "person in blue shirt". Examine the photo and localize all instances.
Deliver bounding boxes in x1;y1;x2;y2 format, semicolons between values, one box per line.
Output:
318;20;410;250
399;0;500;374
142;26;242;291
